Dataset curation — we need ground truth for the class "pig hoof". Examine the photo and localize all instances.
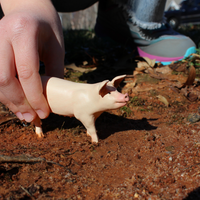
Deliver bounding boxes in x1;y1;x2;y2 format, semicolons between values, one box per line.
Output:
36;132;44;138
35;127;44;138
86;132;98;143
91;139;98;143
91;136;98;143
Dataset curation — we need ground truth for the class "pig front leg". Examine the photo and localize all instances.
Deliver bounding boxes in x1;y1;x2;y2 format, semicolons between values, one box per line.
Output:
76;114;99;143
86;125;98;143
33;117;44;138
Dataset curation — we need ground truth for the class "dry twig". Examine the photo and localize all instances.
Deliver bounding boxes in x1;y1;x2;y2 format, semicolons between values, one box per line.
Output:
20;185;36;200
0;154;75;175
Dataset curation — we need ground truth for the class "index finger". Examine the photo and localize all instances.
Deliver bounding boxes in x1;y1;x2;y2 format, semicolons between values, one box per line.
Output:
12;26;50;120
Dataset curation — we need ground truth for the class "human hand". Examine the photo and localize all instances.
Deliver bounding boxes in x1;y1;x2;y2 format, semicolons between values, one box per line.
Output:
0;0;65;122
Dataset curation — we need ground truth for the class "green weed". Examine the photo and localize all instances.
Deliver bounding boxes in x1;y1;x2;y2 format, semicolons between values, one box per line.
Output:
130;96;145;107
120;106;132;117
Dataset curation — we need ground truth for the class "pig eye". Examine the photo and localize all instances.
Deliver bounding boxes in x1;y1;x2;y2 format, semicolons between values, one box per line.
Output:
108;92;111;94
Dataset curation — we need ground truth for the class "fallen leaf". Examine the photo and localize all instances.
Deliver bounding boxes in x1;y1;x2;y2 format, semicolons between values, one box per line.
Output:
136;61;149;71
0;103;17;125
124;80;137;89
135;64;146;71
169;86;180;93
182;65;196;87
131;83;167;93
65;63;96;72
82;61;88;66
0;110;9;114
157;95;169;107
187;92;198;102
180;87;188;96
143;57;156;67
135;57;156;72
147;68;167;80
156;62;162;67
155;66;172;75
170;63;187;72
133;71;142;76
0;116;17;125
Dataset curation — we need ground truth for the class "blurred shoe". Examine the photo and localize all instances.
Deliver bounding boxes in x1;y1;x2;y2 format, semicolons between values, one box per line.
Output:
95;1;196;65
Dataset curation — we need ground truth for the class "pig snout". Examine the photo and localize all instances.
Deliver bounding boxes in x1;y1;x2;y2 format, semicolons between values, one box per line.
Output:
124;93;129;102
116;93;129;103
113;92;129;107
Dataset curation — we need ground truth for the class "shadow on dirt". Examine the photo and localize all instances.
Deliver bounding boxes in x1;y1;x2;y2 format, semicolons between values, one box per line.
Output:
0;166;19;181
41;112;157;140
2;184;53;200
96;112;157;140
184;187;200;200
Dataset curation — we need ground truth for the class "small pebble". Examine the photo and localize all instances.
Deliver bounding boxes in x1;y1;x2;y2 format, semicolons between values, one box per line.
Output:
165;146;175;154
134;193;139;198
169;157;173;161
187;113;200;123
64;173;71;178
191;130;196;134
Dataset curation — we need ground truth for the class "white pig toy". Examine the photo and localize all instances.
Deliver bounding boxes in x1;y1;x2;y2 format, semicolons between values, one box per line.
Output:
34;75;129;143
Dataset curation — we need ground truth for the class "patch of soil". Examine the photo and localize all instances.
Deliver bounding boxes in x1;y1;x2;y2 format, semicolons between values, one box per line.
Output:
1;68;200;199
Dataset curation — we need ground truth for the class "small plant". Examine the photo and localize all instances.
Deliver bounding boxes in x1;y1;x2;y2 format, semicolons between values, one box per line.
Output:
72;125;82;136
130;96;138;102
130;96;145;107
58;121;66;135
120;106;132;117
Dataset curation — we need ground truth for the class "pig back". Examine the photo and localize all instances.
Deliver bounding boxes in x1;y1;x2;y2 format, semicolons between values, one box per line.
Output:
42;77;98;116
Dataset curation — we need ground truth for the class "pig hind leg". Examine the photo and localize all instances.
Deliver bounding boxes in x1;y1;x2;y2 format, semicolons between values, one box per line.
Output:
34;117;44;138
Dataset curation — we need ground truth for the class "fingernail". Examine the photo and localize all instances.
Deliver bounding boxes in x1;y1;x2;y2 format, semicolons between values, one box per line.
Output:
15;112;24;120
22;113;34;122
36;110;46;119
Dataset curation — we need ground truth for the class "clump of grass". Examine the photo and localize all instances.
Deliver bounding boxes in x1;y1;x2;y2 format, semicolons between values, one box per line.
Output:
136;74;159;84
130;96;145;107
120;106;132;117
166;114;185;125
64;70;85;82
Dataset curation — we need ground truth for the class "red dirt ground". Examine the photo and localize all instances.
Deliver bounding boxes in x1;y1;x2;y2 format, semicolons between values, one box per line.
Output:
1;62;200;199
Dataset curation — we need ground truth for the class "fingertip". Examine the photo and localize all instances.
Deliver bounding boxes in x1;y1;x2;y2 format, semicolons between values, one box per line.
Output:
15;112;24;121
36;109;50;119
22;112;35;122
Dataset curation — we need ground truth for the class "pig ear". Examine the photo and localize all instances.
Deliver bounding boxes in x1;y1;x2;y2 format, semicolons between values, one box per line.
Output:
111;75;126;88
99;80;110;97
